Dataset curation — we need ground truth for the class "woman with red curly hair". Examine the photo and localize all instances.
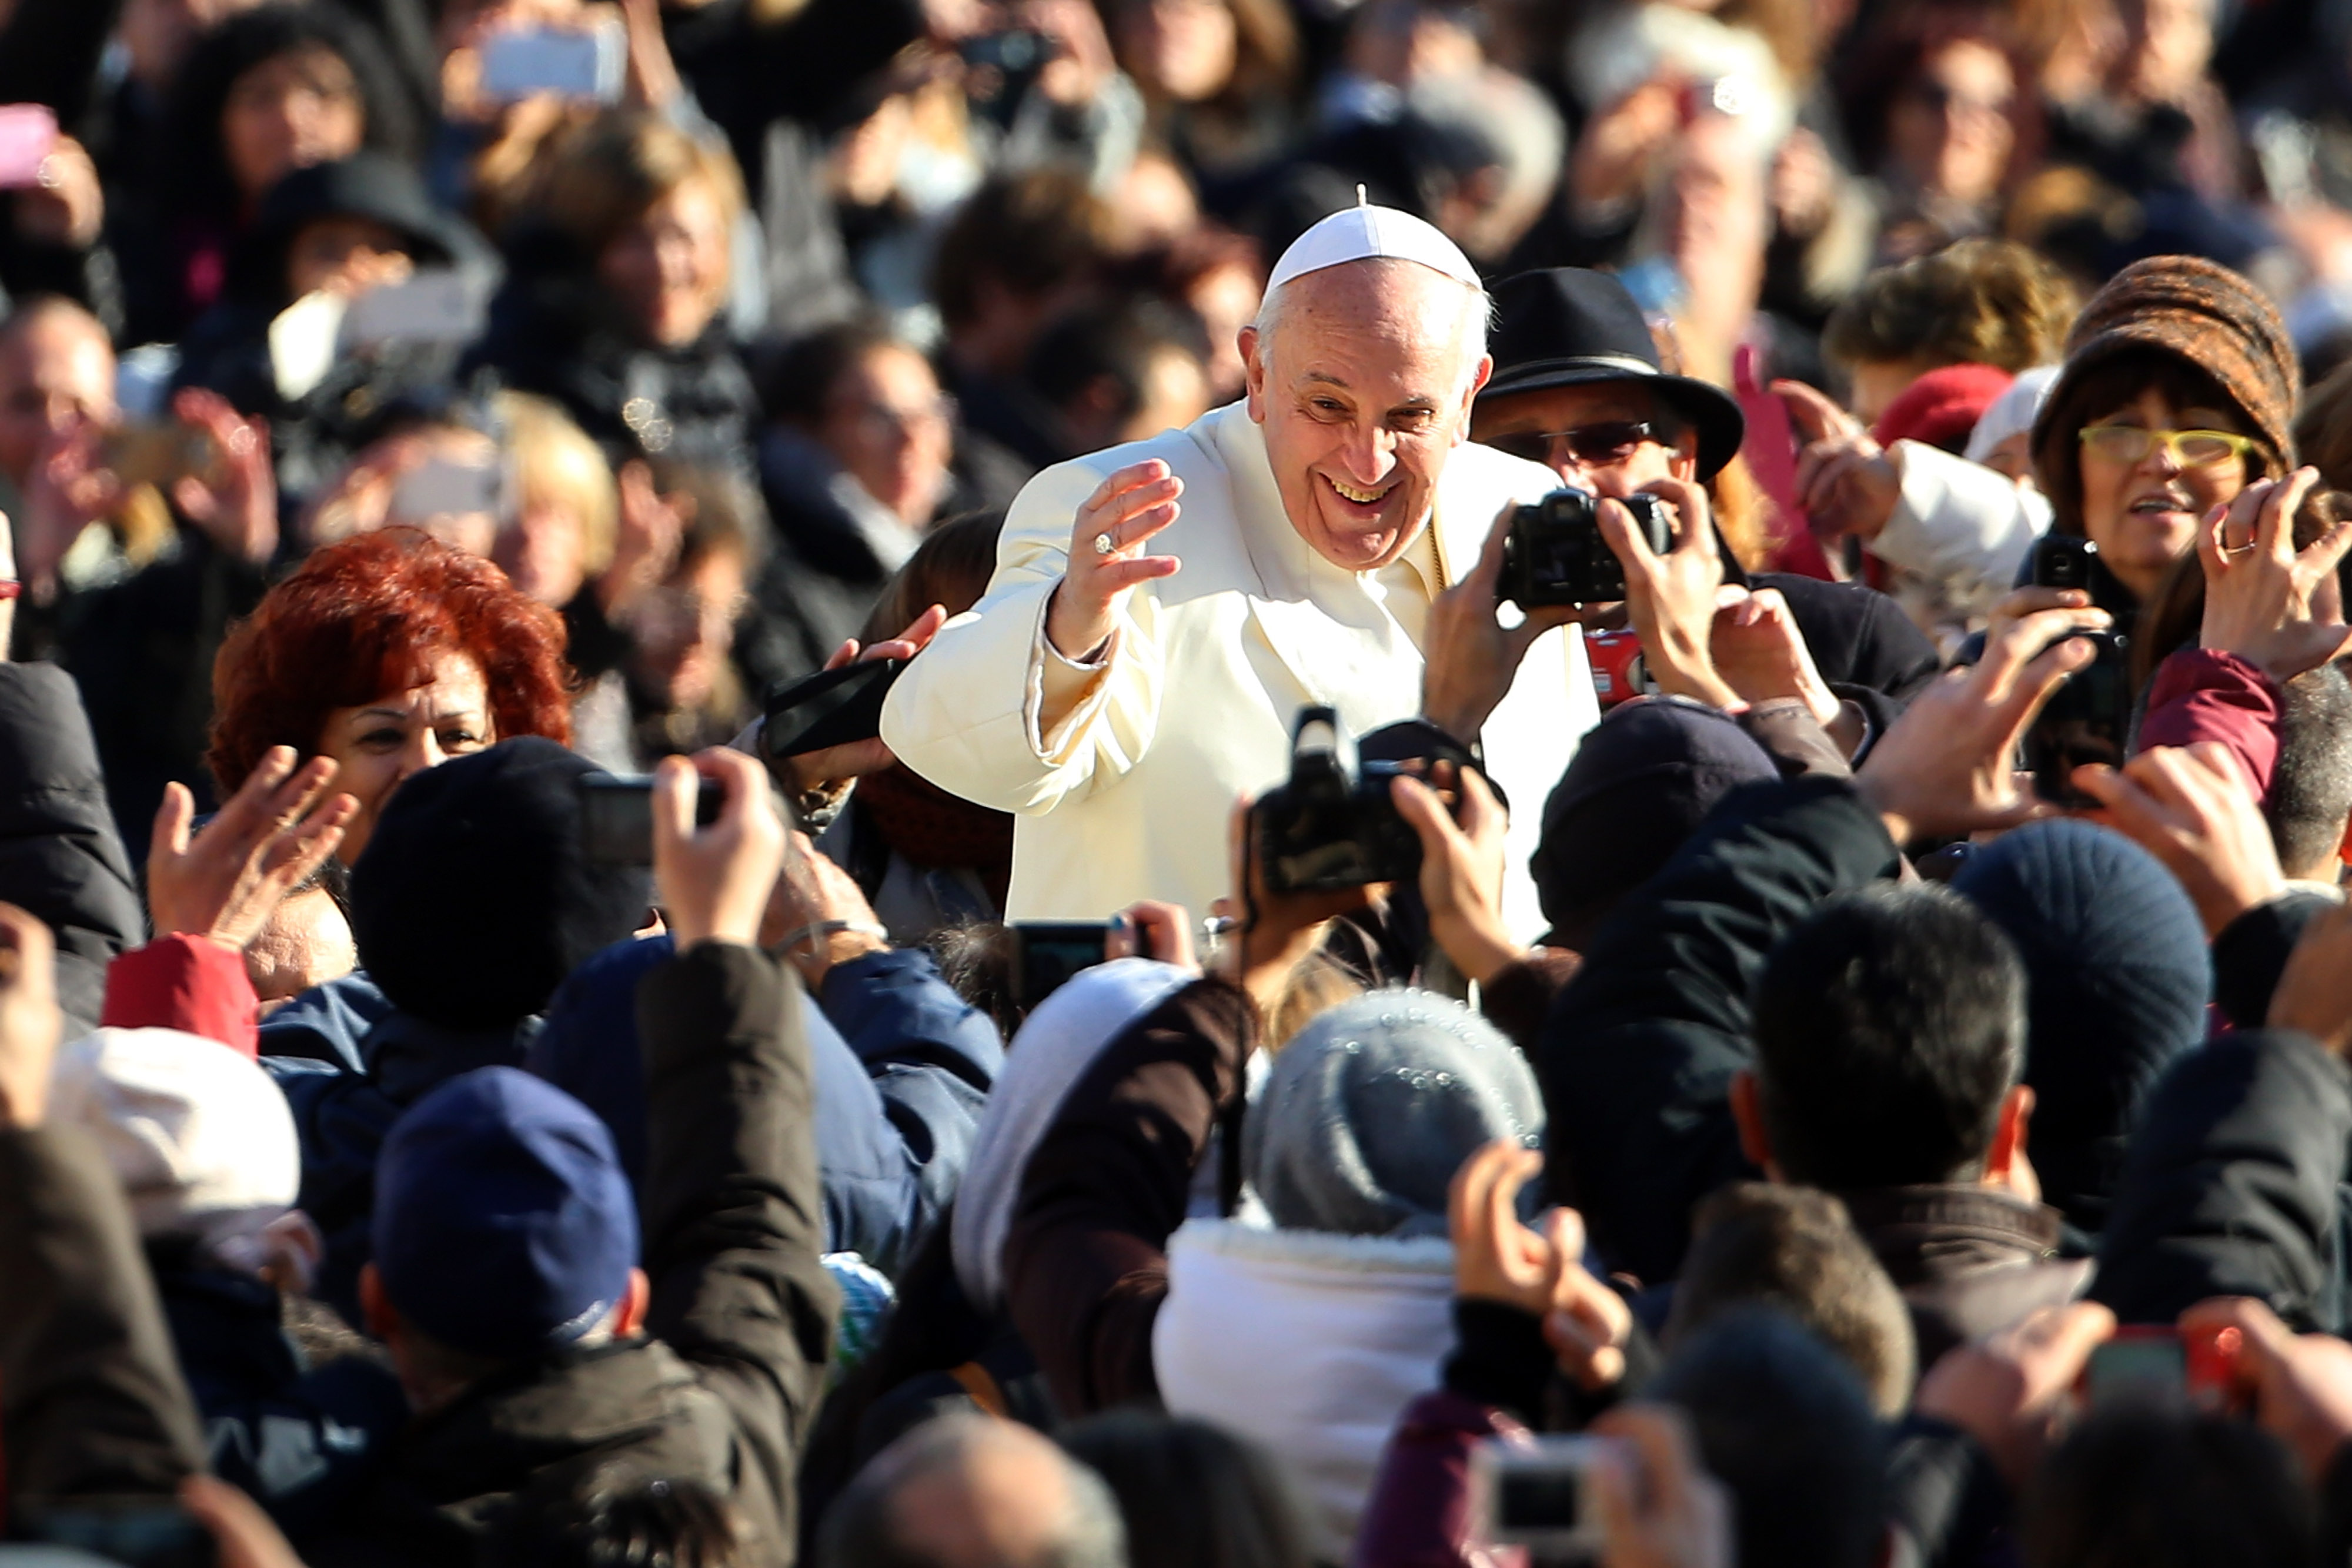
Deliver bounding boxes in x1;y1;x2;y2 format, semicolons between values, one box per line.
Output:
208;529;573;862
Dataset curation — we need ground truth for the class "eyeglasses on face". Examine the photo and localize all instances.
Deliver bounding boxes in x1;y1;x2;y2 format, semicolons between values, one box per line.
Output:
2077;424;2260;469
1486;420;1661;467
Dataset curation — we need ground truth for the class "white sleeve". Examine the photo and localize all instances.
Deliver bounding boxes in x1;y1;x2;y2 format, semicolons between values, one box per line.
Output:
1868;440;2052;617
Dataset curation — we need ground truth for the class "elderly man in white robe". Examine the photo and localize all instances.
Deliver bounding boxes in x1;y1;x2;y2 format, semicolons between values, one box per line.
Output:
881;202;1604;930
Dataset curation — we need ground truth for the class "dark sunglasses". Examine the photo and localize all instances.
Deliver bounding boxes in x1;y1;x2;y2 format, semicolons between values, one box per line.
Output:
1485;420;1661;467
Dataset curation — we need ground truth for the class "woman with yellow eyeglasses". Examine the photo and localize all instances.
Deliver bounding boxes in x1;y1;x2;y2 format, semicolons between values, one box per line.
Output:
2027;255;2304;653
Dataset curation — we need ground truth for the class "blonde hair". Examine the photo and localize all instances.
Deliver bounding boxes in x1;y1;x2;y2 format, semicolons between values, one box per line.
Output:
496;392;617;576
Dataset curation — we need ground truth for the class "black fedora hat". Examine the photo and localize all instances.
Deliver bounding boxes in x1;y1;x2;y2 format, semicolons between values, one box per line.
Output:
1480;268;1746;481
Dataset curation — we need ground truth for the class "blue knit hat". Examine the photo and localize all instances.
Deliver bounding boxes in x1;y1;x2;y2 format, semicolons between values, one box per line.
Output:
373;1066;639;1359
1953;820;2211;1234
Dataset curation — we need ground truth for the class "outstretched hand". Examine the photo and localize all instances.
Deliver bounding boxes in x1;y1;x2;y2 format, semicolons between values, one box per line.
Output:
147;747;356;951
1392;763;1519;985
1599;478;1740;710
779;603;951;791
1855;603;2107;845
1422;502;1579;745
1048;460;1182;658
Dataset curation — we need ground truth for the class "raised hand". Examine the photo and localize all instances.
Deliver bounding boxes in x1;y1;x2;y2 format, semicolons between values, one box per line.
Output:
654;749;787;952
780;603;951;791
1855;603;2106;845
1448;1139;1631;1392
1106;900;1197;968
169;388;278;566
1598;477;1739;710
2070;743;2286;936
1393;763;1519;986
1915;1300;2117;1487
1422;503;1581;745
2196;467;2352;682
146;746;356;950
1709;586;1840;726
1047;460;1182;659
1775;380;1900;543
2179;1297;2352;1482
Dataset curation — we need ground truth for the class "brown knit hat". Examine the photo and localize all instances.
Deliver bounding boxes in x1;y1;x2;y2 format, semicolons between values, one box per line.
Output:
2030;255;2298;537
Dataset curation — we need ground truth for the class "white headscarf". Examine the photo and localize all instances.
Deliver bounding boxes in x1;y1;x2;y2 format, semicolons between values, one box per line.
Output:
949;958;1196;1312
1966;365;2061;468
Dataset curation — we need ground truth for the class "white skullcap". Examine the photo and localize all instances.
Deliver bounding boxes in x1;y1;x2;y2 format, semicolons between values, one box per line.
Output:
48;1028;300;1237
1264;191;1482;295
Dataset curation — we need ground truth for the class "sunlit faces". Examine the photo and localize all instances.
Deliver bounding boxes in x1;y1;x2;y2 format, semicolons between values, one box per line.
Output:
1472;383;1697;497
820;344;954;527
2074;386;2250;601
596;180;733;350
221;45;365;202
1885;38;2017;207
315;648;494;862
1241;260;1489;573
630;546;749;714
0;305;116;490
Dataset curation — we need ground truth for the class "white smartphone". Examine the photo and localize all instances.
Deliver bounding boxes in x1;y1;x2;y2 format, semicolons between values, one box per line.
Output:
478;24;626;105
339;270;489;350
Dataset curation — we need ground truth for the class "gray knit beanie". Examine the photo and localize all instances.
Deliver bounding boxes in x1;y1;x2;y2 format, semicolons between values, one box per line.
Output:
1246;990;1544;1239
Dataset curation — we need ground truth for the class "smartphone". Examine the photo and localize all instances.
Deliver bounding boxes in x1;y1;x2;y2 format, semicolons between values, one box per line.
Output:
2082;1324;2247;1412
100;422;213;489
0;103;59;188
16;1496;218;1568
339;269;489;350
761;660;906;759
1470;1435;1611;1555
577;774;721;865
2028;533;2100;592
1008;921;1111;1008
2023;630;2131;805
479;24;626;105
392;454;506;526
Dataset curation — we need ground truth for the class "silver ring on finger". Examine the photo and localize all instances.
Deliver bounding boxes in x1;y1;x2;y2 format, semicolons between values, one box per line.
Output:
1093;530;1116;557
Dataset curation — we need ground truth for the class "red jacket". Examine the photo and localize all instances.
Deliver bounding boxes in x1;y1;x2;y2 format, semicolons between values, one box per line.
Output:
99;935;260;1058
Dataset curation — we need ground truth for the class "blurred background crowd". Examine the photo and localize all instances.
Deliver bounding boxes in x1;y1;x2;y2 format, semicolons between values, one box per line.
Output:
9;0;2352;852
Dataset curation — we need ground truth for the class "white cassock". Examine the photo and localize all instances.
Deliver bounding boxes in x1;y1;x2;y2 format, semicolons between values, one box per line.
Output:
881;400;1601;937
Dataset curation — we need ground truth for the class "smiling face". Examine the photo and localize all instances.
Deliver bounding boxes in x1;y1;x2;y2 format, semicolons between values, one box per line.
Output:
2076;385;2250;602
316;648;493;861
1240;260;1490;573
597;179;731;349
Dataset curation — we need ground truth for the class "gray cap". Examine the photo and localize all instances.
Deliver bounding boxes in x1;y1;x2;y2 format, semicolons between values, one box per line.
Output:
1247;990;1544;1239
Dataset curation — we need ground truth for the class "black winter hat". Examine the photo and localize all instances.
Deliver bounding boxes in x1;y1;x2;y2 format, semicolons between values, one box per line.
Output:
1531;697;1778;941
1481;268;1747;480
1951;818;2210;1236
234;153;480;303
350;739;652;1032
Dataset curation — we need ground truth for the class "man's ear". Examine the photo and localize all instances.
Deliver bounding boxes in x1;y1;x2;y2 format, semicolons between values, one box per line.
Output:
1669;429;1700;483
1983;1083;2036;1187
614;1267;652;1338
360;1261;396;1343
1453;353;1494;447
1730;1069;1775;1175
2333;810;2352;871
1239;325;1267;422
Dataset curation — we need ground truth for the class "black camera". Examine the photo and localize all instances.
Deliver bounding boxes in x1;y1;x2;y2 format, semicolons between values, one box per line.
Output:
1499;489;1671;608
2027;533;2099;592
1251;707;1422;894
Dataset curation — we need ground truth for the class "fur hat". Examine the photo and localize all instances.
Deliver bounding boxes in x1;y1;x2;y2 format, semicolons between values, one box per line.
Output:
2031;256;2298;537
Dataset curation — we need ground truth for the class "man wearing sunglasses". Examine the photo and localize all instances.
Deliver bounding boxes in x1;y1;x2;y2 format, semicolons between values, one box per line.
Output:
1469;267;1941;739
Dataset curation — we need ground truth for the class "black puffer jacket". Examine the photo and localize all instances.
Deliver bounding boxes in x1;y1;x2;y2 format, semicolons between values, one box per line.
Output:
0;663;144;1035
302;942;838;1568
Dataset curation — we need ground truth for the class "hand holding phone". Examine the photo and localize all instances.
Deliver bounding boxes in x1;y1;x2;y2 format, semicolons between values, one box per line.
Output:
579;771;720;865
1008;921;1113;1007
651;750;786;951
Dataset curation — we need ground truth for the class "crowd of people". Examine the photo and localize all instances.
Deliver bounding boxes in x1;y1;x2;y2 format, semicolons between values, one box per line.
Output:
18;0;2352;1564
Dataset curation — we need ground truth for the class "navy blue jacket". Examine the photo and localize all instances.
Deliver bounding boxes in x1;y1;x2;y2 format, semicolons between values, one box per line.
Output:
528;935;1000;1279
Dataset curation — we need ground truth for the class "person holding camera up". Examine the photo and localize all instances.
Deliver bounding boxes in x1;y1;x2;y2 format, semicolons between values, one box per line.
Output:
880;195;1595;925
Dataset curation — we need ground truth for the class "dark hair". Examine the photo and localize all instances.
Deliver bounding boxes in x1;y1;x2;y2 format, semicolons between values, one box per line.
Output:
929;170;1118;335
1057;1411;1318;1568
929;919;1020;1039
760;317;913;427
1665;1185;1916;1416
1822;240;2076;375
1839;11;2032;176
167;4;417;218
2036;346;2281;544
1752;884;2026;1188
497;1467;747;1568
863;510;1007;643
1024;297;1210;426
1649;1309;1888;1568
2267;663;2352;879
2022;1402;2314;1568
